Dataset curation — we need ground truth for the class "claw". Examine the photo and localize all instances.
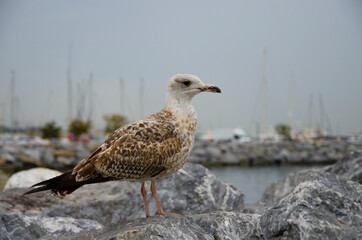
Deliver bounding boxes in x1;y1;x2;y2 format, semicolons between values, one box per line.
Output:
141;180;183;218
156;211;183;217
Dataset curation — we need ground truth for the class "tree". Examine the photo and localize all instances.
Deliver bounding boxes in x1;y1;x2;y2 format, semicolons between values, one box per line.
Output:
275;123;292;141
103;114;128;133
69;119;91;138
41;121;61;139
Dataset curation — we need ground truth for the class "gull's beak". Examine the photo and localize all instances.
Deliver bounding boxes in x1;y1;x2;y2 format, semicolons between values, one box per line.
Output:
199;84;222;93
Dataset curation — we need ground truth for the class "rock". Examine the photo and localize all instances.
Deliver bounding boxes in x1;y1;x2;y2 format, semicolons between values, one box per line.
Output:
0;145;48;168
0;210;46;240
24;215;102;235
1;155;361;239
323;153;362;184
43;169;362;240
56;156;75;166
222;152;239;164
260;170;362;239
0;143;91;169
73;143;91;160
40;163;241;222
0;163;244;239
20;147;55;165
4;168;62;190
258;169;309;207
276;148;289;162
42;212;261;240
259;154;362;207
188;141;358;165
0;210;102;240
0;145;26;168
0;146;18;164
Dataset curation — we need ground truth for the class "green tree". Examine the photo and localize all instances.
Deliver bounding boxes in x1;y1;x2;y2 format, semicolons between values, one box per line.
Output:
41;121;61;139
103;114;128;133
69;119;91;138
275;123;292;141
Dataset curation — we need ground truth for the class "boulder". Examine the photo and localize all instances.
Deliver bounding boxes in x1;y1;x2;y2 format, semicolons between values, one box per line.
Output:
258;169;309;207
0;163;244;239
259;154;362;207
1;155;361;239
45;169;362;240
4;168;62;190
0;210;102;240
323;153;362;184
41;212;261;240
260;170;362;239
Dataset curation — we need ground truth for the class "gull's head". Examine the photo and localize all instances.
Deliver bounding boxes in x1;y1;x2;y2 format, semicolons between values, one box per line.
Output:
166;74;221;103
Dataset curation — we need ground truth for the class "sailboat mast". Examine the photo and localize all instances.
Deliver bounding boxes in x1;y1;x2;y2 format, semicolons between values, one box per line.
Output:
260;49;267;134
67;44;73;125
139;77;144;119
120;77;124;115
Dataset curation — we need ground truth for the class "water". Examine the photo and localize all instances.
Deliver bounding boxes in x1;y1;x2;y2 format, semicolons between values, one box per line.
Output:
209;165;318;204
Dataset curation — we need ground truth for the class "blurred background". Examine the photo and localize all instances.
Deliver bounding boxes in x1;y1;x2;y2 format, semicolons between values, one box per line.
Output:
0;0;361;203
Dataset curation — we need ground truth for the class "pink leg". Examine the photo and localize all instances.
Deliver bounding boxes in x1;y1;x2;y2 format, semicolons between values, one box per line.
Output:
150;180;183;216
141;182;151;218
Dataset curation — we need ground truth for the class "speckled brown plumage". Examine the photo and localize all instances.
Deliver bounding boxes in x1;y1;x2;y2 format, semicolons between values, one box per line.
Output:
24;74;221;217
73;107;196;183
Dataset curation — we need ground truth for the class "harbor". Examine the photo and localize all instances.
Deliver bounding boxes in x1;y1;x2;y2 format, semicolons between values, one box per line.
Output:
1;135;361;204
1;1;361;239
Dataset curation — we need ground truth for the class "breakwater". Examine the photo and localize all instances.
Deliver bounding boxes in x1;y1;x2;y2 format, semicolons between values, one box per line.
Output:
189;140;361;165
0;140;361;171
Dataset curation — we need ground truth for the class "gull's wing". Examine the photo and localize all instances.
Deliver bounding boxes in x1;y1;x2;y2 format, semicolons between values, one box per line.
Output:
73;110;183;182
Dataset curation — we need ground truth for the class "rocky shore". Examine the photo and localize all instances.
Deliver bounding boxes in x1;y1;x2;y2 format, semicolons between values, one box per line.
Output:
1;153;361;239
0;143;90;170
1;141;361;171
189;140;362;165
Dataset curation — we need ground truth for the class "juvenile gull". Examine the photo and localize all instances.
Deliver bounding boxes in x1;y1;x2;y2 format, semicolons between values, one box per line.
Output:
24;74;221;217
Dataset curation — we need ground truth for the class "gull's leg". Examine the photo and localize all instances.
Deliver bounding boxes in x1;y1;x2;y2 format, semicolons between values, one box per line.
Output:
141;182;151;218
150;180;183;216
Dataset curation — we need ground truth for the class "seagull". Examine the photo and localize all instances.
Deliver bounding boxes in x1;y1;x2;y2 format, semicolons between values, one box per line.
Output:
24;74;221;217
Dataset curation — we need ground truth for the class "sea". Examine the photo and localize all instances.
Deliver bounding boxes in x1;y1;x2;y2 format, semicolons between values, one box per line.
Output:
209;164;321;203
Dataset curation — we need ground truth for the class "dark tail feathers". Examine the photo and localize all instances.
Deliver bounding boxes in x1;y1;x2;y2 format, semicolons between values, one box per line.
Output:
24;171;112;197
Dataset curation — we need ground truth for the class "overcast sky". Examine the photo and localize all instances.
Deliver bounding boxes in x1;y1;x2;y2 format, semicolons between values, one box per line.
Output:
0;0;361;135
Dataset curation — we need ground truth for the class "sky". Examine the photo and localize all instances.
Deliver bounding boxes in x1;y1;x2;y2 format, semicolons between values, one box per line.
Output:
0;0;361;135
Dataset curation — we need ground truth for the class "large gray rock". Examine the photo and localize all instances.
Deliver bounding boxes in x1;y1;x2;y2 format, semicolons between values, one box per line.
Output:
0;210;102;240
38;164;243;224
1;155;361;239
258;169;309;207
0;211;46;240
259;154;362;207
323;153;362;184
4;168;61;190
41;212;261;240
260;170;362;239
0;163;244;239
44;169;362;240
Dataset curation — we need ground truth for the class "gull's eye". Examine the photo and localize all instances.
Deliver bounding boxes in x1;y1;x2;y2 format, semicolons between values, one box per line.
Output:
183;80;191;87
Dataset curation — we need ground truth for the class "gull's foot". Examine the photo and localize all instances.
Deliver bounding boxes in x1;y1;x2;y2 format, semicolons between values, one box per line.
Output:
156;211;183;217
